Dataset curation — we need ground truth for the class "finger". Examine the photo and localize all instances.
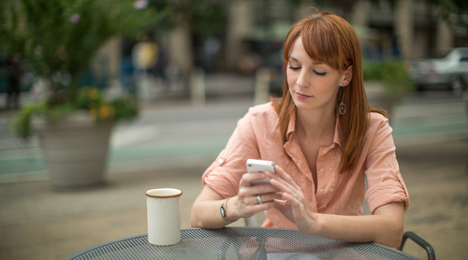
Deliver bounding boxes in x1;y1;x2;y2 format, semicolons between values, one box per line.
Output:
275;165;300;189
238;183;279;203
265;171;293;191
251;192;283;205
245;201;276;215
282;192;311;222
267;166;297;191
269;166;302;193
239;172;267;186
282;191;301;203
273;198;289;207
273;165;288;179
269;176;299;197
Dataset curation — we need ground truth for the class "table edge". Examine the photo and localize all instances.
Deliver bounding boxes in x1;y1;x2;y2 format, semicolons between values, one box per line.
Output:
64;227;418;260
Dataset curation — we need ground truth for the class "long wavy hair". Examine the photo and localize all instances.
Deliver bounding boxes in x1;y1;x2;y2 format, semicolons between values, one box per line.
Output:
271;11;387;173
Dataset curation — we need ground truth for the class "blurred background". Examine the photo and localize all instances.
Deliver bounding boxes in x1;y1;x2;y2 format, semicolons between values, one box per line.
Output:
0;0;467;259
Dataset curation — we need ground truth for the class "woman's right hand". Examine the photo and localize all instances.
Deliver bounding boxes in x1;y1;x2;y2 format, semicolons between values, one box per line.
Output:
191;172;282;229
229;171;282;220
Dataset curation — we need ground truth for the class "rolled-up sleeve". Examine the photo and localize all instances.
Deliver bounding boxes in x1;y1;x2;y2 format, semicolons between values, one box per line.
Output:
364;114;410;214
202;112;260;198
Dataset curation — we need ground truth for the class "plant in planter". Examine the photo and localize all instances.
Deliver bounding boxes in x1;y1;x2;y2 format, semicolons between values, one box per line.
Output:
11;87;139;137
0;0;162;189
362;59;415;118
11;87;139;189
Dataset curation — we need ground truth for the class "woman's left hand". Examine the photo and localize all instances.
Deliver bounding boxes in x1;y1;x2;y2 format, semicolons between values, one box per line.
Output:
266;165;317;234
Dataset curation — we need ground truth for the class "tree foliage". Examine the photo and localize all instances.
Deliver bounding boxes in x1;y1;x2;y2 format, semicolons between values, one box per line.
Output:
0;0;160;104
146;0;228;40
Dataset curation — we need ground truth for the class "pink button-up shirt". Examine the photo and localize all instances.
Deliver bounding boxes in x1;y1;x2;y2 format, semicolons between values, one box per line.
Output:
202;103;409;229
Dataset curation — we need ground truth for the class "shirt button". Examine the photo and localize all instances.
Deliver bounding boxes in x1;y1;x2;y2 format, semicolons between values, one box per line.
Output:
320;168;324;173
218;158;224;164
397;173;402;178
329;167;333;172
323;204;327;208
330;188;334;192
320;189;324;193
322;150;327;154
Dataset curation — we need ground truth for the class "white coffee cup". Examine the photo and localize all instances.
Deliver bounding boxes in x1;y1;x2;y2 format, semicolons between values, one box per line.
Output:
146;188;183;246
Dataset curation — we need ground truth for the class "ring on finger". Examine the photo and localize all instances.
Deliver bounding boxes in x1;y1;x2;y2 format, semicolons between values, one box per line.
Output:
256;195;262;204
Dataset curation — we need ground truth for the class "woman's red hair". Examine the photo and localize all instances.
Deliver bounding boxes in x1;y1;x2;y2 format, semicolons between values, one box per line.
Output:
271;11;387;173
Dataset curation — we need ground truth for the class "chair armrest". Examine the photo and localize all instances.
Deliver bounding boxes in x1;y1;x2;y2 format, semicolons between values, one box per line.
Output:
397;231;435;260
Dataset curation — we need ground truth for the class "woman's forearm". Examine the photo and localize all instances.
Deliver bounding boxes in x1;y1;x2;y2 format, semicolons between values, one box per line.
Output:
313;214;402;247
191;185;242;229
191;198;237;229
311;203;404;247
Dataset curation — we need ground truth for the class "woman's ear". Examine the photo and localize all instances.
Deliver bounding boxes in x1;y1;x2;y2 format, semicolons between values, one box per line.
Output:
341;66;353;86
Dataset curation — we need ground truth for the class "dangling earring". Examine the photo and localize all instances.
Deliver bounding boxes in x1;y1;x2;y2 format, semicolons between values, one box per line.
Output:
338;86;346;115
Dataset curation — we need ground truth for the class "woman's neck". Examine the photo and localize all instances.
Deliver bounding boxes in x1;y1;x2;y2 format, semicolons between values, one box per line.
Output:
295;108;336;142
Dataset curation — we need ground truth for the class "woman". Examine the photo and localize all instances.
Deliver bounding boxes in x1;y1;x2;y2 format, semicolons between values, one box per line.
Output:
191;11;409;247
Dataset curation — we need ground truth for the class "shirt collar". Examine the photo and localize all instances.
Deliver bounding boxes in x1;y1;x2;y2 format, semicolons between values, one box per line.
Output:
285;110;342;148
285;109;296;141
333;115;342;147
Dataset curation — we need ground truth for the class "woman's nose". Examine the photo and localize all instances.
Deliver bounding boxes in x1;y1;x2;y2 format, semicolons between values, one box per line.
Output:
296;71;310;88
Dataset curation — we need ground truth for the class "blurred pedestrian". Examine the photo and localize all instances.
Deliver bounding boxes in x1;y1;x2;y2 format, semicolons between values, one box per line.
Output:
4;54;23;109
203;37;220;74
152;41;169;90
191;10;409;248
120;56;135;94
131;36;158;94
132;36;158;72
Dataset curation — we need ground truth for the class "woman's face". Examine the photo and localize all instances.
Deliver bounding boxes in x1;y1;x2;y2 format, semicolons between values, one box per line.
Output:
286;37;349;113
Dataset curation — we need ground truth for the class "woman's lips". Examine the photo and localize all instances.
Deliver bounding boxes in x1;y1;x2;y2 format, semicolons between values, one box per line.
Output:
296;92;311;100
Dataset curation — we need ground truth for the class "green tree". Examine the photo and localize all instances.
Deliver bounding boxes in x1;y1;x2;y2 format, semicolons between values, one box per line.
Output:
0;0;161;105
0;0;169;138
142;0;228;94
148;0;227;40
431;0;468;29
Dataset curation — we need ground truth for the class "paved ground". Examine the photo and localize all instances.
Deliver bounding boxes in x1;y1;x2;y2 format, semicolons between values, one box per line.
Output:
0;77;467;259
1;139;467;259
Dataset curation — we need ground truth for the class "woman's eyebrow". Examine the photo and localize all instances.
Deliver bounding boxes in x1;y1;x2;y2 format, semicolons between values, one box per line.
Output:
288;56;324;65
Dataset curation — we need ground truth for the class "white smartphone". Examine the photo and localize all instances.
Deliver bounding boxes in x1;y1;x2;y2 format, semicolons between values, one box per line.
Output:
246;159;275;185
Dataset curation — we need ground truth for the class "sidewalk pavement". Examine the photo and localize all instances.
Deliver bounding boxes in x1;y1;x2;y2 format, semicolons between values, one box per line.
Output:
2;138;467;260
0;75;467;259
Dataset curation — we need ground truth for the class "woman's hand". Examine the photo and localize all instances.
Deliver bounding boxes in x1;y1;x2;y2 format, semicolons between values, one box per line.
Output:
267;165;317;234
231;171;282;219
191;171;282;229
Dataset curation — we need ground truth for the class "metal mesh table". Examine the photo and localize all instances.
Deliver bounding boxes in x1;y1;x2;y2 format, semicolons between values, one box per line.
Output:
66;227;418;260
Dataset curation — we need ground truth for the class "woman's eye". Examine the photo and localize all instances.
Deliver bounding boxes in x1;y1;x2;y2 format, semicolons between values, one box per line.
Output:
314;70;326;76
288;66;300;71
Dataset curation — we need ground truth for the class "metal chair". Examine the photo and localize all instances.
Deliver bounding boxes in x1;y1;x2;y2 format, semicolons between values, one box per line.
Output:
398;231;435;260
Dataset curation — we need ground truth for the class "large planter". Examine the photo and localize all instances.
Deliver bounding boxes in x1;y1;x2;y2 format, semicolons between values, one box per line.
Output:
34;112;114;190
